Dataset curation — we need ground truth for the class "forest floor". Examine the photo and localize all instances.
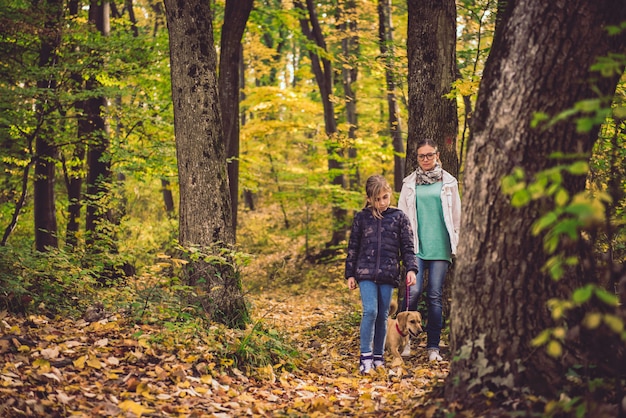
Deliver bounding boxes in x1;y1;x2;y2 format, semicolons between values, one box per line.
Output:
0;281;453;417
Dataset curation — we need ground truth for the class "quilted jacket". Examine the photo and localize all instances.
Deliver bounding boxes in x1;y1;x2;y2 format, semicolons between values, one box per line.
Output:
345;207;418;286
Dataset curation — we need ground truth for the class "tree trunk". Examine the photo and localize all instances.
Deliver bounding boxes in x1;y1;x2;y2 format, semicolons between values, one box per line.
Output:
218;0;253;234
163;0;248;328
65;3;87;248
406;0;458;177
295;0;347;250
33;0;63;252
446;0;626;405
160;178;175;217
377;0;404;192
85;1;112;245
339;0;360;190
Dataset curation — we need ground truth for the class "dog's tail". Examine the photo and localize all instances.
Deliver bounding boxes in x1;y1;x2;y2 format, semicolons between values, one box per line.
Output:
389;297;398;317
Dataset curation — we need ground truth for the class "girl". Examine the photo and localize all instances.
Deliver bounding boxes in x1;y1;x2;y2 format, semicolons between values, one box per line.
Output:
345;175;418;374
398;138;461;362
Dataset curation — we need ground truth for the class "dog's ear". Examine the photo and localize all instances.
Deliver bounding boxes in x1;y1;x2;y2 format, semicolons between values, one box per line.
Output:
397;312;408;330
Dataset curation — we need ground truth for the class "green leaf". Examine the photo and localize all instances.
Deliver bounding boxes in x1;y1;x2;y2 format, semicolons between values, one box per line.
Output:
594;288;618;306
567;161;588;175
576;117;595;133
551;218;580;240
527;181;546;199
532;212;558;235
565;203;594;217
571;285;593;304
511;189;531;207
554;188;569;207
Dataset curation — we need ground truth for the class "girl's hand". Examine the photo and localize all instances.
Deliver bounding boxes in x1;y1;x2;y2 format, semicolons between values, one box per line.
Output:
347;277;357;290
406;270;417;286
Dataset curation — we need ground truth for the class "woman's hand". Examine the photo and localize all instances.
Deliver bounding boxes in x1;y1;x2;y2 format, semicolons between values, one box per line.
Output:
406;270;417;287
347;277;357;290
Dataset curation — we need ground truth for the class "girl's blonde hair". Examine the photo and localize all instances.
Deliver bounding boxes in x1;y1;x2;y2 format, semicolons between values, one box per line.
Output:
365;175;392;219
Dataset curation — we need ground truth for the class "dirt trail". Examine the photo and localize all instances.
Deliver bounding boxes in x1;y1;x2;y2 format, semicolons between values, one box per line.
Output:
249;287;449;417
0;286;448;417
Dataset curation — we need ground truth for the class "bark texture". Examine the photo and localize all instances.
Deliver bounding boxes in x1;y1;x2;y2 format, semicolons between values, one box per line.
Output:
406;0;458;177
34;0;63;251
164;0;247;328
85;1;112;244
446;0;626;404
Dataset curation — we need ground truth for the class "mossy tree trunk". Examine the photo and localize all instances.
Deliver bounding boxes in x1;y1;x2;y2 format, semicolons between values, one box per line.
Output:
163;0;248;328
446;0;626;406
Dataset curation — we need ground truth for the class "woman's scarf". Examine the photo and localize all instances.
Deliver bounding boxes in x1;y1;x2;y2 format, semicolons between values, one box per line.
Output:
415;162;443;185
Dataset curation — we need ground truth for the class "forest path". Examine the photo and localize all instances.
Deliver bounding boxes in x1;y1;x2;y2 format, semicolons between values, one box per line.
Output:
0;285;449;417
248;286;449;416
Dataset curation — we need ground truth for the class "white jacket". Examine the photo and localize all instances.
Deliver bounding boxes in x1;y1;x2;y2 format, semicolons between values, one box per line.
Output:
398;170;461;255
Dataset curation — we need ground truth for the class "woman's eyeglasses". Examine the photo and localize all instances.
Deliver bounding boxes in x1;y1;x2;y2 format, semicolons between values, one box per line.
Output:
417;152;437;161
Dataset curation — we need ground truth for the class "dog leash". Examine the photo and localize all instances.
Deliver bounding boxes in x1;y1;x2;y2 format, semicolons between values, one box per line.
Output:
406;282;410;311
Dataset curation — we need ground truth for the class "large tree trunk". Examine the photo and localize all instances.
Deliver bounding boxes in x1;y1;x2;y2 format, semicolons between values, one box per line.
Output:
218;0;253;234
377;0;404;192
33;0;63;252
163;0;248;328
446;0;626;407
406;0;458;176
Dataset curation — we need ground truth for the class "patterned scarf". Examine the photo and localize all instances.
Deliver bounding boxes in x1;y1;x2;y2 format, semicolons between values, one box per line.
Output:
415;162;443;185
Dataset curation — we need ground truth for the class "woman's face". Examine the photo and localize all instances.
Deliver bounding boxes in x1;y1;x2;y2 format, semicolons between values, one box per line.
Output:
417;145;438;171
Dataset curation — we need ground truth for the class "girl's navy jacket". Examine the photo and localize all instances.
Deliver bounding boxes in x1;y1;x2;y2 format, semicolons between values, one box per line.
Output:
345;207;418;286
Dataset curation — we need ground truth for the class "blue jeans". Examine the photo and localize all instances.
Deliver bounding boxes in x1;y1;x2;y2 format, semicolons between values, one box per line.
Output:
358;280;394;355
401;258;449;350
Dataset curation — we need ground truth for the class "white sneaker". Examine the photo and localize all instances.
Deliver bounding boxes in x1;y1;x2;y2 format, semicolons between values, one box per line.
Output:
401;341;411;357
359;354;373;374
428;349;442;362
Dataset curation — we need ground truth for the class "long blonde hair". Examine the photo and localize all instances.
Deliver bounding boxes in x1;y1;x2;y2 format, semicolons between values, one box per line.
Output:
364;175;392;219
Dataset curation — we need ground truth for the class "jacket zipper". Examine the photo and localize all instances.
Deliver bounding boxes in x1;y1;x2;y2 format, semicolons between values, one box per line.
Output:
374;216;381;283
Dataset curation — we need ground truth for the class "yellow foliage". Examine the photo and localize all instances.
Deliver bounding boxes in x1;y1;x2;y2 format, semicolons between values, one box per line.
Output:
73;355;86;369
118;400;154;417
547;340;562;358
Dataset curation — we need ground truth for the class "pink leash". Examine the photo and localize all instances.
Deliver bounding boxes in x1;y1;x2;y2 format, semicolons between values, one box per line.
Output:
406;282;410;311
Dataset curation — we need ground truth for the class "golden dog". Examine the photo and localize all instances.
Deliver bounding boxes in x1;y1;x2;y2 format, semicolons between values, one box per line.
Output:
385;298;422;367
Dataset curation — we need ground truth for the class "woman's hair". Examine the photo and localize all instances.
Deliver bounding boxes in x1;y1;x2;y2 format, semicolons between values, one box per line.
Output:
364;175;392;219
416;138;438;152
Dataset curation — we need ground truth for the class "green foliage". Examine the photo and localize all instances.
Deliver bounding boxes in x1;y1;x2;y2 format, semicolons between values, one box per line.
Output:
502;157;610;279
0;245;101;315
230;320;300;373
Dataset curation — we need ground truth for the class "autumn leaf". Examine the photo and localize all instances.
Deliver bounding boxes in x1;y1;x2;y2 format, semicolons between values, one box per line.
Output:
73;355;86;369
118;399;155;417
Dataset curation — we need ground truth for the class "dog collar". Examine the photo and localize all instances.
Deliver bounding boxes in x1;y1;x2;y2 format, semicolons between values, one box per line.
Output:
395;323;407;337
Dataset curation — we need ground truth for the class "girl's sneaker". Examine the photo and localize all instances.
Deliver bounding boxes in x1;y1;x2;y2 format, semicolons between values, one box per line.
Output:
373;355;385;369
359;354;373;374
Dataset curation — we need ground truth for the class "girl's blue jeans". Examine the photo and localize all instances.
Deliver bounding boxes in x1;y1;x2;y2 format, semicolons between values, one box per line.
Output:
401;258;449;350
358;280;394;355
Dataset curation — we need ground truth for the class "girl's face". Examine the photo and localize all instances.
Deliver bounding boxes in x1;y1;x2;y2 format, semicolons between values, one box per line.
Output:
417;145;439;171
369;191;391;213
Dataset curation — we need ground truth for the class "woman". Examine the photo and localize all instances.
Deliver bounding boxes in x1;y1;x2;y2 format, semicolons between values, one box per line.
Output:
398;139;461;362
